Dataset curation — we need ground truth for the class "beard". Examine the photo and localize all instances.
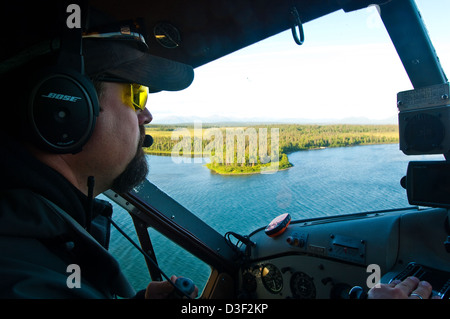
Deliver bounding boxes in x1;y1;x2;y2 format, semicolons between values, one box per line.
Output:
111;125;149;194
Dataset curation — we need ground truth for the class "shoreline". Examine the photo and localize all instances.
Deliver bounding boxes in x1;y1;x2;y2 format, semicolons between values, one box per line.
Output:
206;164;294;176
144;141;398;156
144;141;398;176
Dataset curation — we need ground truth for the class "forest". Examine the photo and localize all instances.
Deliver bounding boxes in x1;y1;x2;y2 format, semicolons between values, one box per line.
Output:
144;124;399;175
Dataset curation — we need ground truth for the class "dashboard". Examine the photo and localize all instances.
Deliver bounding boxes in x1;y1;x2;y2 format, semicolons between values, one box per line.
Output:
236;207;450;299
239;255;368;299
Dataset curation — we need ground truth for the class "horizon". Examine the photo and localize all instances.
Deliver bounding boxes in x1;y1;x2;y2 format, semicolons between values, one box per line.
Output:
145;115;398;126
147;1;450;126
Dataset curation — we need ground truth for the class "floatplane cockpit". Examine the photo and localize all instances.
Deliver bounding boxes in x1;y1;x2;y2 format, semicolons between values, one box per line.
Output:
94;0;450;301
2;0;450;304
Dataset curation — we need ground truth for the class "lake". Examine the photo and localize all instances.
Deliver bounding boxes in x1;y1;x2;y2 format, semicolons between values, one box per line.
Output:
106;143;442;293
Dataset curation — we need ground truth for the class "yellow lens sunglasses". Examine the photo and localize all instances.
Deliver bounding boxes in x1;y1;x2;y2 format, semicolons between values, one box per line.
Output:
123;83;149;111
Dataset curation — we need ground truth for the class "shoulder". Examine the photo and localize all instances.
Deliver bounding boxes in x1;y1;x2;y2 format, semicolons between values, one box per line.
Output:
0;189;69;238
0;189;135;299
0;189;109;298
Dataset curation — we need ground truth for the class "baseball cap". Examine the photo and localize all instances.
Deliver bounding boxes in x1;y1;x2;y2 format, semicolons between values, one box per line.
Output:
0;15;194;93
83;38;194;92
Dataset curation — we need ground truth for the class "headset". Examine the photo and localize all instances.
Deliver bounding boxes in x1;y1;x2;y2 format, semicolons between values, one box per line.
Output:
27;5;99;154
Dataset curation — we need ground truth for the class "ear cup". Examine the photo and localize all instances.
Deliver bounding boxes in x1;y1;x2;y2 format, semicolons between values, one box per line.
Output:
28;67;99;154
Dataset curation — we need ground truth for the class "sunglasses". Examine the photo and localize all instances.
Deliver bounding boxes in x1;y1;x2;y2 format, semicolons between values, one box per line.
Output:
123;83;149;111
94;74;149;111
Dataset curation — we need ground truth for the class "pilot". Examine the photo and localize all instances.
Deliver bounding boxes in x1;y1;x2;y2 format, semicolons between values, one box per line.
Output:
0;4;197;298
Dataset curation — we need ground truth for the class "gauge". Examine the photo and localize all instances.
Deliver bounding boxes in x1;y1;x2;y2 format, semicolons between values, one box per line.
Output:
260;264;283;294
290;271;316;299
153;22;181;49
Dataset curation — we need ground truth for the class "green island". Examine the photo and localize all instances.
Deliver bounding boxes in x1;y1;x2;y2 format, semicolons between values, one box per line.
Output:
143;124;399;175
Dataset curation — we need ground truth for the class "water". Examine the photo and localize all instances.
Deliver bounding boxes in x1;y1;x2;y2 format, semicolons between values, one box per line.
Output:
107;143;442;293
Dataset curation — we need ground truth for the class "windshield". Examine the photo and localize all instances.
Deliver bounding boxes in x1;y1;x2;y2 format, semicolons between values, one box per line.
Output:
107;0;450;292
143;0;448;230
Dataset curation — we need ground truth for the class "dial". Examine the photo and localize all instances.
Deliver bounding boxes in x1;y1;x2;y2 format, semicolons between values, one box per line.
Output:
153;22;181;49
260;264;283;294
290;271;316;299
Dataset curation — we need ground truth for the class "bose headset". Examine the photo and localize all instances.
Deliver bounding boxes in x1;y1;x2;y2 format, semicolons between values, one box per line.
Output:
27;4;99;154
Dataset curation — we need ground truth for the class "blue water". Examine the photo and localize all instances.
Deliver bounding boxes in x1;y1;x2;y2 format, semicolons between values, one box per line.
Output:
107;144;443;292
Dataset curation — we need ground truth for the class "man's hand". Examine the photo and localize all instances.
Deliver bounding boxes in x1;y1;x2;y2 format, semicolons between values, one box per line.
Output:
144;275;199;299
368;276;436;299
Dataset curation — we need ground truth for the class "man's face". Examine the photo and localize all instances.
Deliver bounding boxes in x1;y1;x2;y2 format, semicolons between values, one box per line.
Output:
83;82;152;194
111;124;149;193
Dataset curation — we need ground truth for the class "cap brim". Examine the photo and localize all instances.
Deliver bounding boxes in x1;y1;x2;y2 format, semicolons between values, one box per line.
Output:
84;40;194;92
107;53;194;93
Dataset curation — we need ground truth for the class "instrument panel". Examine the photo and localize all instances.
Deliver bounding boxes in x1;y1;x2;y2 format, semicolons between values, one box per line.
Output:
242;263;317;298
236;208;450;299
249;263;318;299
239;255;368;299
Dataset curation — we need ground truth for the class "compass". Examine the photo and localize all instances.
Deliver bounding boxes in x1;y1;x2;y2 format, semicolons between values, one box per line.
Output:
290;271;316;299
153;22;181;49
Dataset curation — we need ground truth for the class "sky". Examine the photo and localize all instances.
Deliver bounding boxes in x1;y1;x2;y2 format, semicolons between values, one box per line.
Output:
148;0;450;124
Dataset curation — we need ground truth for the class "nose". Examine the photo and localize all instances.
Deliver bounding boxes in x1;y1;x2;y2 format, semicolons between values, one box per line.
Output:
138;108;153;125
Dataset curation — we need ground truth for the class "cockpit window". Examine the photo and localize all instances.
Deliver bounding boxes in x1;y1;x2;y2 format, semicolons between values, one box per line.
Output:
143;1;447;226
107;1;449;293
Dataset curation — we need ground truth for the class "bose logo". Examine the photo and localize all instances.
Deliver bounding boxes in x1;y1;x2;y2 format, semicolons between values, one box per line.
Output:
42;93;82;102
